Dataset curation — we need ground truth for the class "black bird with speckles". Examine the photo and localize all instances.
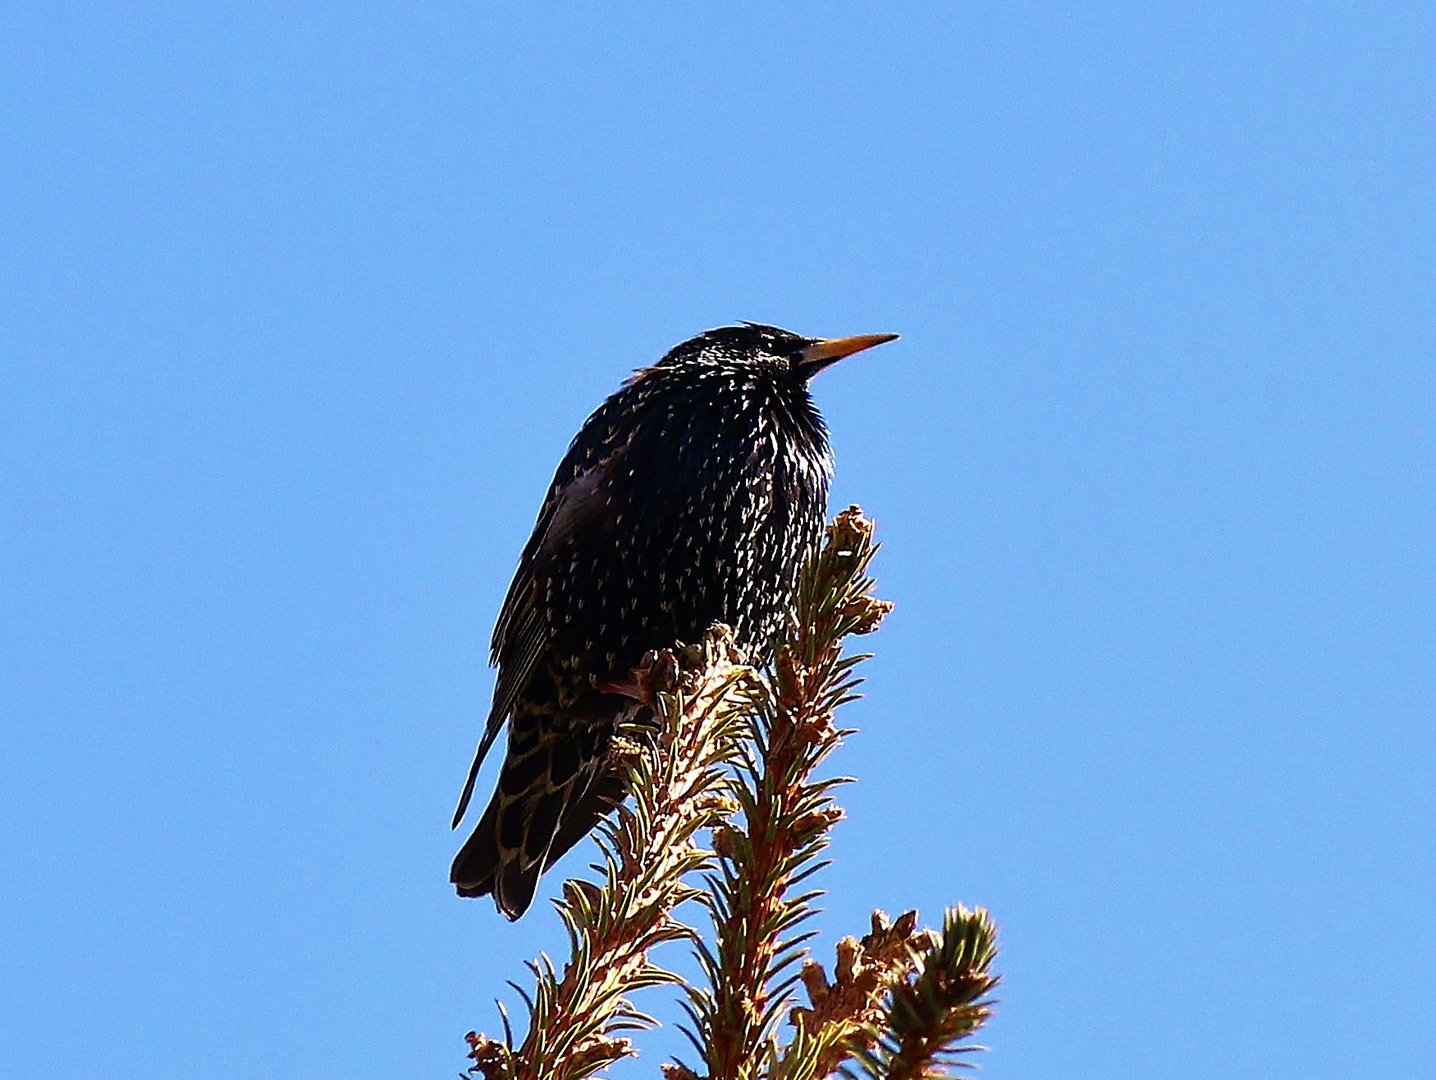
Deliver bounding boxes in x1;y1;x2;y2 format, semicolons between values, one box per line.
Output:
451;323;897;919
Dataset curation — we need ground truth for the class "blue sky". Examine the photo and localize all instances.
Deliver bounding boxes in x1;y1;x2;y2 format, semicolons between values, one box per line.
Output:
3;4;1433;1078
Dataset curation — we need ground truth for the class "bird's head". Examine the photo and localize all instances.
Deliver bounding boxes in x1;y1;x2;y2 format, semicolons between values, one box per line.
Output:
653;323;898;383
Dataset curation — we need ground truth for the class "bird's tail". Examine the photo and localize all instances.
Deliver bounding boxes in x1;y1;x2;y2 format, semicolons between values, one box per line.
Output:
450;708;625;920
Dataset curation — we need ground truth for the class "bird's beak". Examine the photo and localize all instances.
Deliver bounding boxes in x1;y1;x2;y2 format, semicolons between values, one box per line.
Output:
798;333;900;378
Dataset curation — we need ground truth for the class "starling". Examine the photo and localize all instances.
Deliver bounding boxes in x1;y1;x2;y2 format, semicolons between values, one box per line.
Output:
451;323;897;918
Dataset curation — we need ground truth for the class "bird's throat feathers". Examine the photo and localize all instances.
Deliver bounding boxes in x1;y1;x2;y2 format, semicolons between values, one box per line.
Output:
619;357;833;488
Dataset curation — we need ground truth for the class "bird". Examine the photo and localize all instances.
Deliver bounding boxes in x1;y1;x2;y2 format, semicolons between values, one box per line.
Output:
451;322;898;919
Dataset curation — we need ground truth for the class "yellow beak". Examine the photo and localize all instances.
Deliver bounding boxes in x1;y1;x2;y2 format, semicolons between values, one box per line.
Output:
800;333;900;375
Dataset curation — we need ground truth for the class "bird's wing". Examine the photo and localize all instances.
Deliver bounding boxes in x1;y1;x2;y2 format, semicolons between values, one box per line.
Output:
451;398;633;828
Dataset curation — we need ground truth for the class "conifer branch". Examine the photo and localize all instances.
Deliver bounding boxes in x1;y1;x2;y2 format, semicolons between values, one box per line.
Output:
684;507;894;1080
844;906;1000;1079
460;508;1001;1080
463;629;760;1080
776;910;937;1080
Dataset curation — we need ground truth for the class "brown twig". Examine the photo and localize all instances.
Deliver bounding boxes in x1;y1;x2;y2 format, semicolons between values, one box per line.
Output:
777;910;937;1079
